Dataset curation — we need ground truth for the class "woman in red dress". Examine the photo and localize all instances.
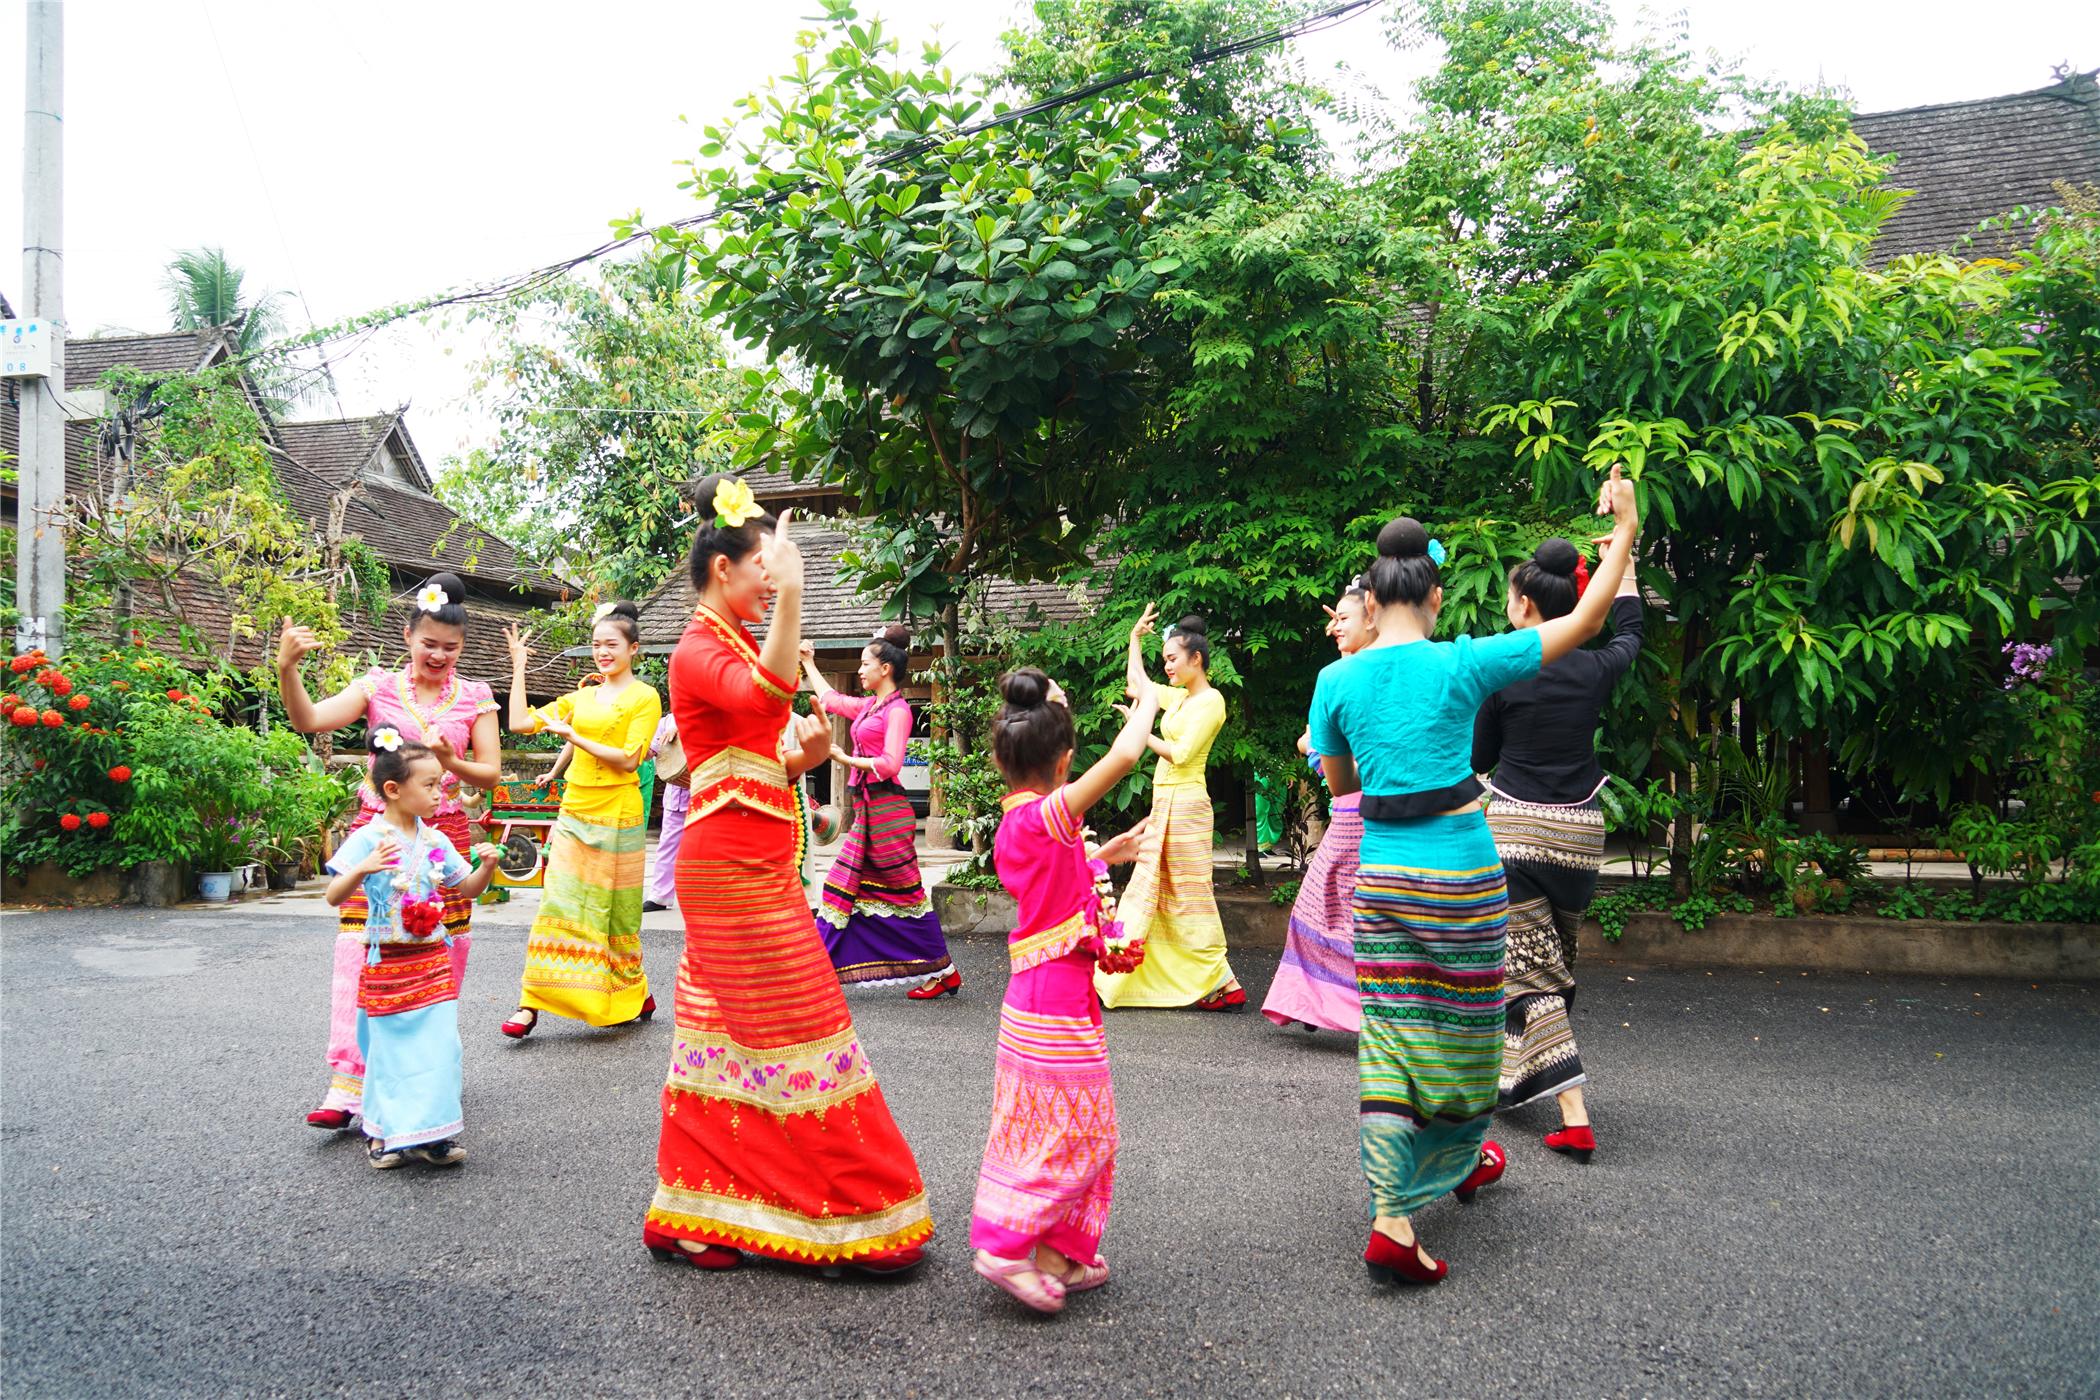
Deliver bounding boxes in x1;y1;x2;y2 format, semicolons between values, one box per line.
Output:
643;475;934;1276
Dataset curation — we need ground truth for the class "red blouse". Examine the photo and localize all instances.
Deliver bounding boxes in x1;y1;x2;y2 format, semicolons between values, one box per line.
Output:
669;605;799;836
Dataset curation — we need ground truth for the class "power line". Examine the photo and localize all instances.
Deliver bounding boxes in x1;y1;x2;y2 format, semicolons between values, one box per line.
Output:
237;0;1387;372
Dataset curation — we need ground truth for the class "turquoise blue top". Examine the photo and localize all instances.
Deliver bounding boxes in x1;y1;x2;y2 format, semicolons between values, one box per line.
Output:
1308;631;1542;862
326;817;472;946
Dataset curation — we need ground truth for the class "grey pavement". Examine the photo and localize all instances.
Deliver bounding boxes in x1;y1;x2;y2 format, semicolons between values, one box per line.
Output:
2;906;2095;1398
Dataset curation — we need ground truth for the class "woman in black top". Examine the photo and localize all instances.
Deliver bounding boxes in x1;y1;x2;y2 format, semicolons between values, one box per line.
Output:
1472;537;1643;1162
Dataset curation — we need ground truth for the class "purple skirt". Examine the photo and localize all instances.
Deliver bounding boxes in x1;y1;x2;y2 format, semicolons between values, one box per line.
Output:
819;783;951;986
1261;793;1362;1033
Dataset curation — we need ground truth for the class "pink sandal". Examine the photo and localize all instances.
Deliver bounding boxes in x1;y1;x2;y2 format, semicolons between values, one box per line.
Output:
974;1250;1066;1314
1054;1257;1110;1293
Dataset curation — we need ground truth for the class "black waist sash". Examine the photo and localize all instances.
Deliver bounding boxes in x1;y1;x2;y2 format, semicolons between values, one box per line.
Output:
1359;776;1483;822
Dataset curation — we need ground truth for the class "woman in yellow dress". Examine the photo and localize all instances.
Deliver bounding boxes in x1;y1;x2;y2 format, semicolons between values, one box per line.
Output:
499;603;663;1037
1096;606;1246;1011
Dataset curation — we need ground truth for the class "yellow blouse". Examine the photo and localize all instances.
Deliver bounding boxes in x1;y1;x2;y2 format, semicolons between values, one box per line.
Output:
530;681;662;789
1150;682;1225;789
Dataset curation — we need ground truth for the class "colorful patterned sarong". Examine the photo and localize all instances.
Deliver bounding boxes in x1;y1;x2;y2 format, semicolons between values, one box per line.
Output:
649;809;935;1264
518;785;650;1027
1262;793;1363;1033
318;807;473;1114
820;781;951;987
1355;812;1508;1218
1096;784;1235;1008
972;922;1118;1263
1487;793;1604;1110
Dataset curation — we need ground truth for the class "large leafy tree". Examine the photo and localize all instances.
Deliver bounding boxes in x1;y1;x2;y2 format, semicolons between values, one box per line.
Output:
437;255;741;601
653;0;1180;648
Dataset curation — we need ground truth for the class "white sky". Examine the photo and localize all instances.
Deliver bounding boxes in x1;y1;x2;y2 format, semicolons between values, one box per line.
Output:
0;0;2093;468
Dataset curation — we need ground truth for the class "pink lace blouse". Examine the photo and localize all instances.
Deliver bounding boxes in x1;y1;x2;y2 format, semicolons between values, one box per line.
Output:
820;690;912;789
356;668;498;817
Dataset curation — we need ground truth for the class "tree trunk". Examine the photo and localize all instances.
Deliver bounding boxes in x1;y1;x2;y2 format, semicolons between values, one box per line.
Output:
924;600;963;851
1801;729;1836;834
1242;779;1263;888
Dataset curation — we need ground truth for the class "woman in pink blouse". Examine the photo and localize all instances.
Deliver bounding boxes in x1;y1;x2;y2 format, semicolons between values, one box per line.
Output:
799;625;956;999
276;572;502;1133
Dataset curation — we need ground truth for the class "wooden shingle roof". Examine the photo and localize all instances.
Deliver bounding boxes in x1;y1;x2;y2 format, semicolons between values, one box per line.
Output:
1856;69;2100;263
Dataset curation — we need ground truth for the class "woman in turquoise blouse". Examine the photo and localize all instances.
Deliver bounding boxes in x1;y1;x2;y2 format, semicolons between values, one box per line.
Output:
1309;467;1639;1287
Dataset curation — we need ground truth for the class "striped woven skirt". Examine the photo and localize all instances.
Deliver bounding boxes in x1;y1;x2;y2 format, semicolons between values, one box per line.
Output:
1355;812;1509;1218
1262;793;1363;1033
1096;783;1235;1008
649;808;934;1264
318;807;473;1114
356;942;463;1151
1487;793;1605;1110
820;781;951;987
972;948;1118;1265
518;784;650;1027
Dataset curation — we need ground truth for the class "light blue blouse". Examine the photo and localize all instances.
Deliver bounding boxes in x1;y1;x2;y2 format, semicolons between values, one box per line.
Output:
1308;631;1542;861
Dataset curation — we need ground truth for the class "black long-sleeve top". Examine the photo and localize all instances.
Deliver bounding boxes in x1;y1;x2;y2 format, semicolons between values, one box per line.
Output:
1472;595;1644;805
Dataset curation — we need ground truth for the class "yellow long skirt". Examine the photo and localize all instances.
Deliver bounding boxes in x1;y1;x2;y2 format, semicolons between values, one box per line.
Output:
1096;783;1236;1008
518;781;651;1026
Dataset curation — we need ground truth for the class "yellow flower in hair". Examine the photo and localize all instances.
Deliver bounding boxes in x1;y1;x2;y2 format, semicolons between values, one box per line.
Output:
712;478;761;529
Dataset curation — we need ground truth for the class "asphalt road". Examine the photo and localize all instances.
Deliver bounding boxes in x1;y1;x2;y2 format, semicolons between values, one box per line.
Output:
3;906;2095;1398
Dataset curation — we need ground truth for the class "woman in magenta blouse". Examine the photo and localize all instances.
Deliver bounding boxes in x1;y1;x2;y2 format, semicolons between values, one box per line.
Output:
800;625;957;999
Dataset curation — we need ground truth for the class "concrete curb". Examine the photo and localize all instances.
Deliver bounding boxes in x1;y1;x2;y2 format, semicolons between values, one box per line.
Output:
931;884;2100;981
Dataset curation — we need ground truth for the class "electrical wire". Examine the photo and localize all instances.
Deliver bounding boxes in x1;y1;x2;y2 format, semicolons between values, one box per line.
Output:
237;0;1387;372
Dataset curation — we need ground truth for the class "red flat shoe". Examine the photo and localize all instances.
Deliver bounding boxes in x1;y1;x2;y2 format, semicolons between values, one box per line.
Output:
1545;1124;1596;1162
1195;986;1248;1012
906;972;962;1001
824;1244;927;1279
1364;1228;1447;1286
305;1107;353;1132
1455;1140;1507;1203
500;1008;537;1040
643;1225;741;1271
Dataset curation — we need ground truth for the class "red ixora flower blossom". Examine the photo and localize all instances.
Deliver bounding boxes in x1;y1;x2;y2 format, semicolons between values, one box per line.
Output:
86;811;110;830
0;692;21;711
108;765;133;782
33;758;47;770
68;694;91;710
9;708;35;727
9;653;40;674
58;813;82;832
40;709;65;728
166;689;185;701
46;675;71;697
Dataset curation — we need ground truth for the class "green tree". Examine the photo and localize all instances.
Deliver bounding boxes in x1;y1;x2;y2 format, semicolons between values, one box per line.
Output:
161;247;298;409
437;255;741;602
654;0;1178;651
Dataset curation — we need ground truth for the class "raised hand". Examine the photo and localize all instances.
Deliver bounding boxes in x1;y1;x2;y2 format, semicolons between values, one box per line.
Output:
426;733;458;769
504;622;529;666
1596;462;1637;526
761;508;805;592
276;618;320;670
1130;602;1158;642
540;718;577;743
798;640;816;665
791;711;831;766
1093;817;1151;865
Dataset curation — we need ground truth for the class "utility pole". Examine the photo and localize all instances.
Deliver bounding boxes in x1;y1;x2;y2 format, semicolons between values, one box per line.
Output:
14;1;65;658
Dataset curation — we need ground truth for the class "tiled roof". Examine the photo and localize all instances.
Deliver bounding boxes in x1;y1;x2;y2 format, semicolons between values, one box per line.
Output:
63;332;222;389
634;522;1104;651
275;416;395;484
1855;70;2100;263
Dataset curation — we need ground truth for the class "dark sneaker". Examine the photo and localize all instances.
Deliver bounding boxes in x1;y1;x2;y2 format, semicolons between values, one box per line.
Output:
409;1139;468;1167
642;900;669;913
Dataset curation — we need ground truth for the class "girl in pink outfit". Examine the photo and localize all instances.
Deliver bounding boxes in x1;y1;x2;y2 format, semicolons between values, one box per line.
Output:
970;665;1159;1315
800;626;955;998
276;573;501;1132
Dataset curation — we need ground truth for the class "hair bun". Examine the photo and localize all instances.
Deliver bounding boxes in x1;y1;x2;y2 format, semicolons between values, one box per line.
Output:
877;623;910;650
1173;614;1208;639
1377;517;1430;560
1533;538;1580;578
423;572;465;604
608;600;640;621
999;668;1049;710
